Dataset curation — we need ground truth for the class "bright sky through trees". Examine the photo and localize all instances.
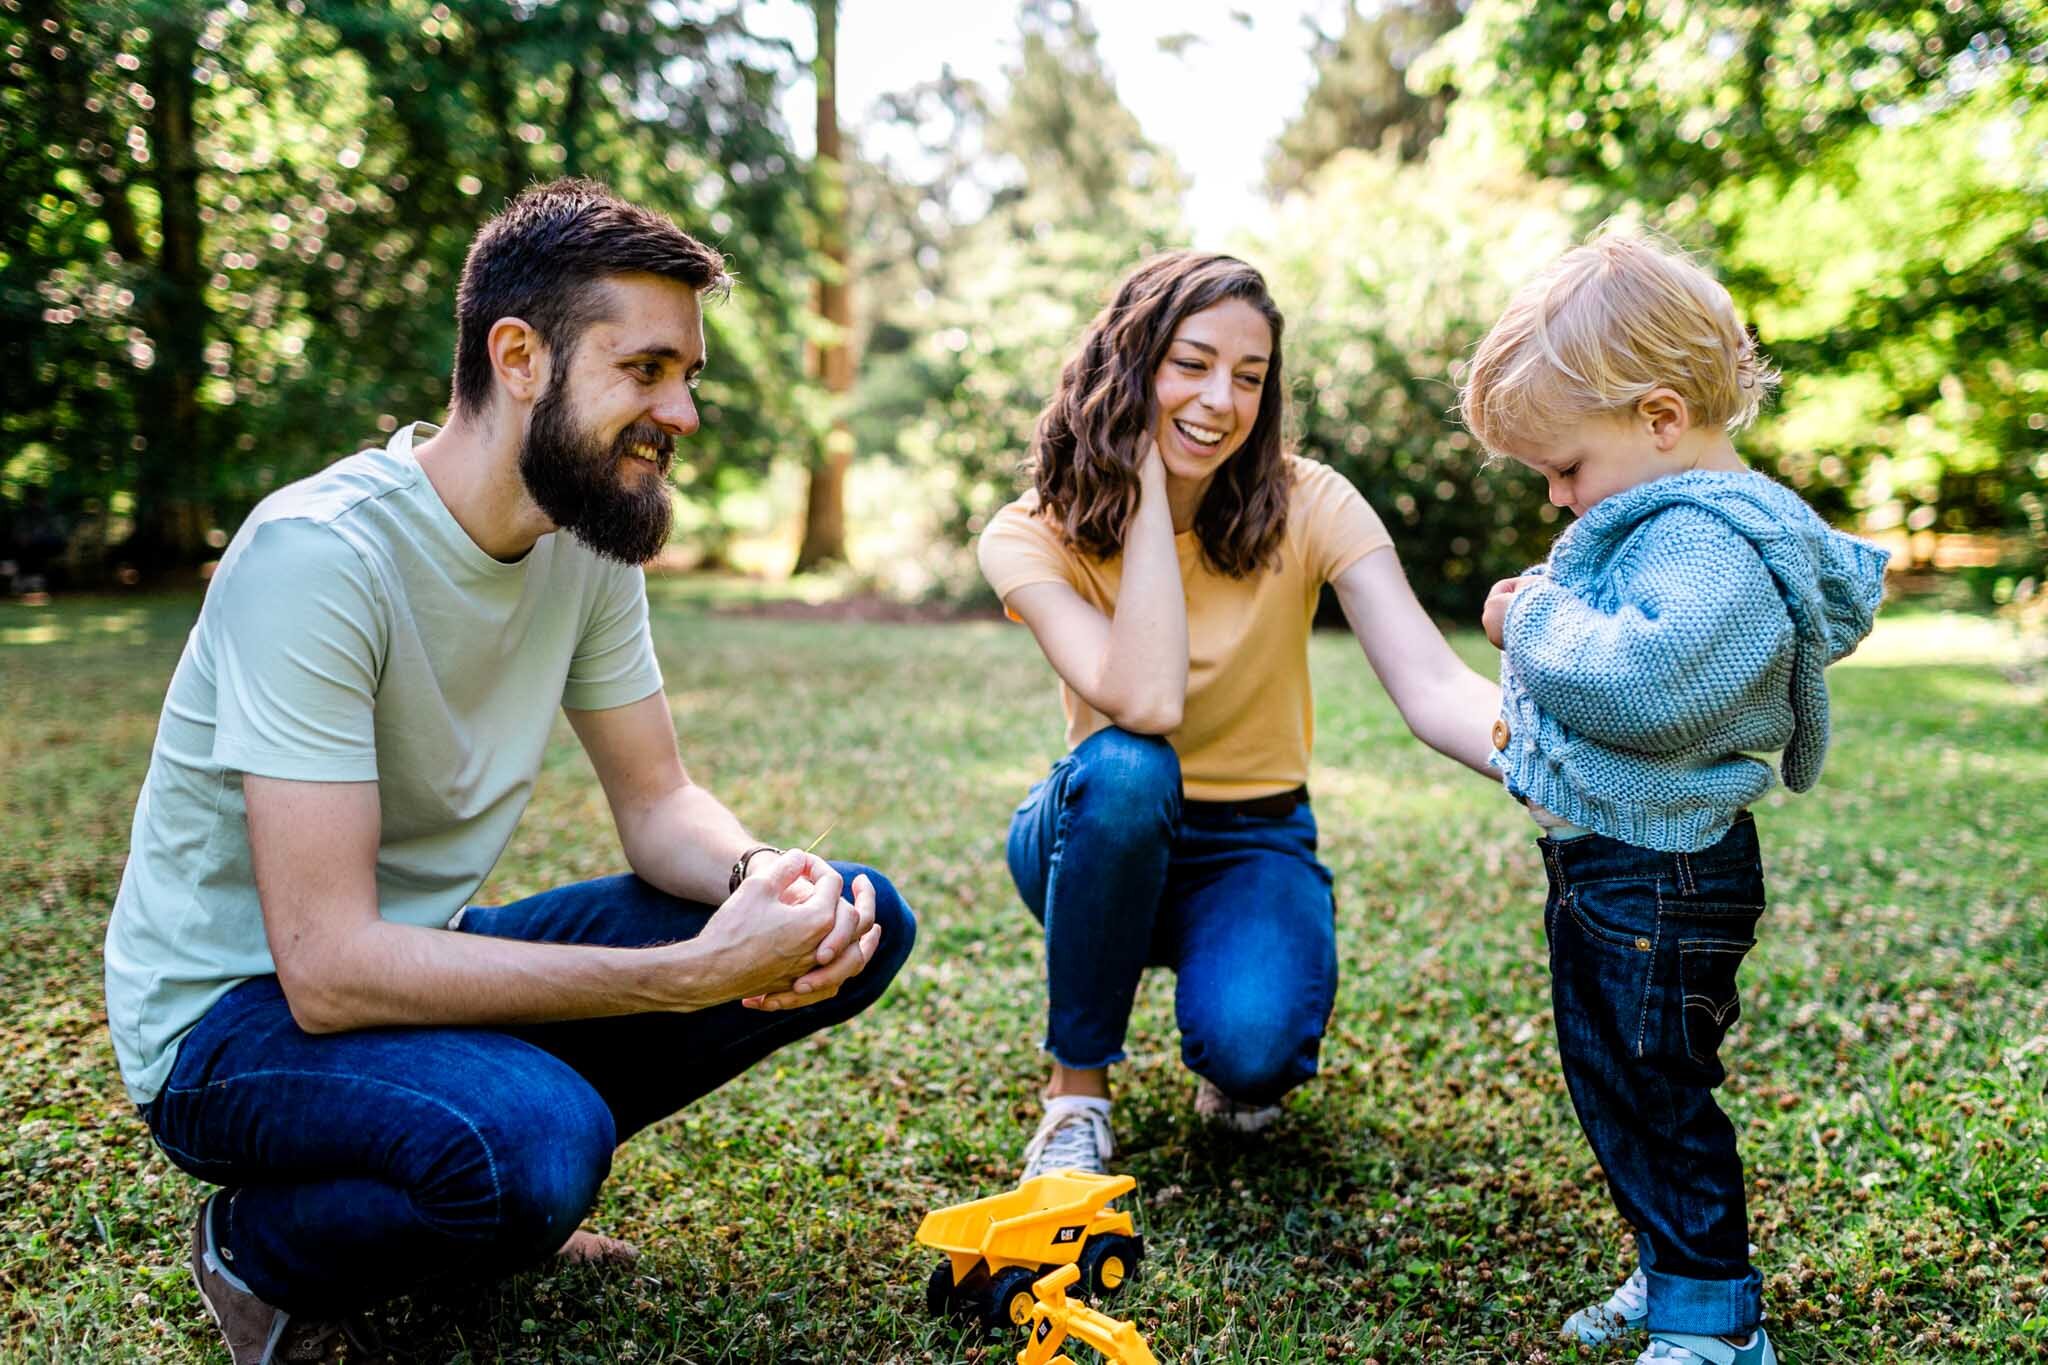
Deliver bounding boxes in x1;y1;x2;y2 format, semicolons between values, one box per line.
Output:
751;0;1353;242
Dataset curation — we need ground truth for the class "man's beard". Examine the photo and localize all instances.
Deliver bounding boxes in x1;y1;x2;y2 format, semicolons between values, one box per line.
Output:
519;377;676;565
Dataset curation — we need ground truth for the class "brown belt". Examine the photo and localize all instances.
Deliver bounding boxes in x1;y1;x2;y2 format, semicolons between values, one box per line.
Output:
1182;785;1309;822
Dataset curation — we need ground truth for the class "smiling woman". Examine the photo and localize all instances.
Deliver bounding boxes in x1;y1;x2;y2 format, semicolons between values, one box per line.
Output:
974;250;1505;1181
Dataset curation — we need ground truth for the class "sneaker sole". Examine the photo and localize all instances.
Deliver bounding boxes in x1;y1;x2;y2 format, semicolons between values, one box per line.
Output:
189;1217;229;1338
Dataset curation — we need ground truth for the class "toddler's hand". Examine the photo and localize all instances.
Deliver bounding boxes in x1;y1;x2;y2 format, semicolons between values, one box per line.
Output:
1482;576;1525;649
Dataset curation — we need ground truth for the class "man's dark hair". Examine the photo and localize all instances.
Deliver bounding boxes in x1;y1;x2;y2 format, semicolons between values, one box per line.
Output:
451;178;731;413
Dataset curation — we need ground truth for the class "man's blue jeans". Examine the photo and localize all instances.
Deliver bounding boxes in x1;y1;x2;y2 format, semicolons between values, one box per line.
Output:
143;865;915;1316
1540;815;1766;1337
1005;727;1337;1105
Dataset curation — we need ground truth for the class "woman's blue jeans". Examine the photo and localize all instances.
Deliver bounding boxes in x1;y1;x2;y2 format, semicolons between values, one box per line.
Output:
142;864;915;1316
1005;727;1338;1105
1541;815;1766;1336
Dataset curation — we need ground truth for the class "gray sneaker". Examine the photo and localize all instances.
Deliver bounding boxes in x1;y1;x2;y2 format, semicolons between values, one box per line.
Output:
1563;1265;1649;1344
1570;1245;1760;1349
189;1195;348;1364
1020;1097;1114;1180
1638;1328;1778;1365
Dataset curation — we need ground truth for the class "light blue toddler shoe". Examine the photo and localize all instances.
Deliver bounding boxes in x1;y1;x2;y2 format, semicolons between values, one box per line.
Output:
1561;1266;1647;1344
1638;1328;1778;1364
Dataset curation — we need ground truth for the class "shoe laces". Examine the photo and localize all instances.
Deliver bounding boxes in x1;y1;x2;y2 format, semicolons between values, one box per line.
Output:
1022;1098;1113;1177
1606;1267;1649;1319
277;1317;348;1363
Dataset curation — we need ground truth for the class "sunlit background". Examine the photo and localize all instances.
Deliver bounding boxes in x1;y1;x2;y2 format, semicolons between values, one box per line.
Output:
4;0;2044;618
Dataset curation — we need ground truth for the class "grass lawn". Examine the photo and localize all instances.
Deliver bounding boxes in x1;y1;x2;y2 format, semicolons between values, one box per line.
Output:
3;582;2044;1362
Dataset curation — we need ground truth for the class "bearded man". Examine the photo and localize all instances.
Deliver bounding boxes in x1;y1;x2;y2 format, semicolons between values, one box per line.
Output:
102;179;916;1364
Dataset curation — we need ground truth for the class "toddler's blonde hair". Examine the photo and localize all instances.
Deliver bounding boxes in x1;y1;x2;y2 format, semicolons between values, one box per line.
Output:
1459;232;1778;455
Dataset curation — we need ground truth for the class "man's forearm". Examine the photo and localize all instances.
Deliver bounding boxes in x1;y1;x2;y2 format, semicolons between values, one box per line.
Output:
283;919;729;1035
617;779;758;904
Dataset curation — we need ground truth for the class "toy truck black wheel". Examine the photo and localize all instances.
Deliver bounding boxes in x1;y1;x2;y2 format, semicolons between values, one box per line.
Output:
983;1266;1040;1332
1078;1233;1143;1299
925;1260;958;1317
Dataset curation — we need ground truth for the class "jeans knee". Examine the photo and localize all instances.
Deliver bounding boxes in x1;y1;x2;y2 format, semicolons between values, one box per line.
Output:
1184;1027;1317;1108
1069;728;1181;832
487;1107;614;1261
416;1076;613;1262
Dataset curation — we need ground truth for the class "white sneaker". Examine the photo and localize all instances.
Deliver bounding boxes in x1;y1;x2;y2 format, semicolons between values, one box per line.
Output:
1193;1077;1282;1134
1638;1328;1778;1364
1562;1265;1648;1344
1020;1096;1114;1179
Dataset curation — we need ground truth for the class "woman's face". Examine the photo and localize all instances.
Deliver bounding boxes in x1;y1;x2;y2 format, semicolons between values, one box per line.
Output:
1149;297;1272;484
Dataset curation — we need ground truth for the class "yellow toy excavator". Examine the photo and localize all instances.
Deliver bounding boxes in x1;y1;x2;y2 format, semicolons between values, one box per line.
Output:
1015;1264;1158;1365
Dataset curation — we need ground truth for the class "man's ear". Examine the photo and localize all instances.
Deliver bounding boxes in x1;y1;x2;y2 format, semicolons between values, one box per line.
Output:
487;317;547;403
1638;387;1692;451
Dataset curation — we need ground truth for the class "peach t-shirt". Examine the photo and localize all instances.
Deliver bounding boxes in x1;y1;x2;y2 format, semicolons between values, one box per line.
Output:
976;456;1393;802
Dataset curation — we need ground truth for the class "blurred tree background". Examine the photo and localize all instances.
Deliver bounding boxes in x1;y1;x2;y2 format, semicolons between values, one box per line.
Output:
4;0;814;578
4;0;2044;612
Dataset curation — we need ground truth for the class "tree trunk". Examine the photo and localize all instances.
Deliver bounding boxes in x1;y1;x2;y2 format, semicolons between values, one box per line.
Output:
127;14;212;573
794;0;853;573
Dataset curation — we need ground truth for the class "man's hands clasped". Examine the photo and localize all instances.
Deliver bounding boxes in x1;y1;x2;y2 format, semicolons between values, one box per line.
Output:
691;850;882;1013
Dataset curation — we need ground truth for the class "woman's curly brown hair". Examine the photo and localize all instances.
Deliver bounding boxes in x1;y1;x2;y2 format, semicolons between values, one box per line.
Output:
1032;252;1290;578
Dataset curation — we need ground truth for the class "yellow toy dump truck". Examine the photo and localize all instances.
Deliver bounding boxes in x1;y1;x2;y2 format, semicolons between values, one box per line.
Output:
1017;1264;1159;1365
917;1170;1145;1333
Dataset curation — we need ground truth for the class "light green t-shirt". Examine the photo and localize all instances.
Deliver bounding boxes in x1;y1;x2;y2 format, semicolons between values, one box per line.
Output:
103;423;664;1104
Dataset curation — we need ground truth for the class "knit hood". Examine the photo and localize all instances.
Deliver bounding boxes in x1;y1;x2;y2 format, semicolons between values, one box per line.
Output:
1550;469;1890;792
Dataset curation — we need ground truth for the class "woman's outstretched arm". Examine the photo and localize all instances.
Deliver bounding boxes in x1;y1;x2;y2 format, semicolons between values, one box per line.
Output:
1332;549;1503;778
1005;441;1188;734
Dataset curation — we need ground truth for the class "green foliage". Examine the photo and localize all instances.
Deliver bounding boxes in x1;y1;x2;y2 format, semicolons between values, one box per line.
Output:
1;0;814;575
1254;132;1584;612
1438;0;2048;575
986;0;1183;235
1263;0;1461;198
9;0;2044;603
846;0;1185;598
3;593;2043;1359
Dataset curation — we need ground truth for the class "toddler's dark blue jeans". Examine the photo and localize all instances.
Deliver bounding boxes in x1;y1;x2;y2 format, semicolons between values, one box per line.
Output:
1541;813;1766;1337
1005;726;1338;1105
142;864;915;1316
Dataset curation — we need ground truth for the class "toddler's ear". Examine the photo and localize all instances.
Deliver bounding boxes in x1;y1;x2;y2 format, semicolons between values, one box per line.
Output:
1639;388;1692;449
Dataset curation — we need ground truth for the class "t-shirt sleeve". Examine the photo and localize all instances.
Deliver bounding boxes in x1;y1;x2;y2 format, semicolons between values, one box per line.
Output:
976;499;1076;611
562;563;664;711
207;518;385;782
1295;461;1394;585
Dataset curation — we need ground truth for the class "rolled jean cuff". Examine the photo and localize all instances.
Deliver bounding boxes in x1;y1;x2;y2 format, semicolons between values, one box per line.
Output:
1042;1038;1126;1072
1643;1262;1762;1337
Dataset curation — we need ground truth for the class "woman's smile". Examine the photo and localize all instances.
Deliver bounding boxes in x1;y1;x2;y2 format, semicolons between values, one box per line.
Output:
1166;414;1231;459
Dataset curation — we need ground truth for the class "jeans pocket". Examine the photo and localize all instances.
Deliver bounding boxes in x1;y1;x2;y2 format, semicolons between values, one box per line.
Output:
1677;934;1756;1070
1566;881;1657;951
1558;883;1659;1059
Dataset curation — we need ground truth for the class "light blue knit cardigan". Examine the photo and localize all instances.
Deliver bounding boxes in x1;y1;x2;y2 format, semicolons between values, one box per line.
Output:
1492;469;1890;852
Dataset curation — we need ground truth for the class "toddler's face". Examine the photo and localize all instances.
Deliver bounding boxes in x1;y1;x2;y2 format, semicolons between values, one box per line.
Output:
1502;413;1693;518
